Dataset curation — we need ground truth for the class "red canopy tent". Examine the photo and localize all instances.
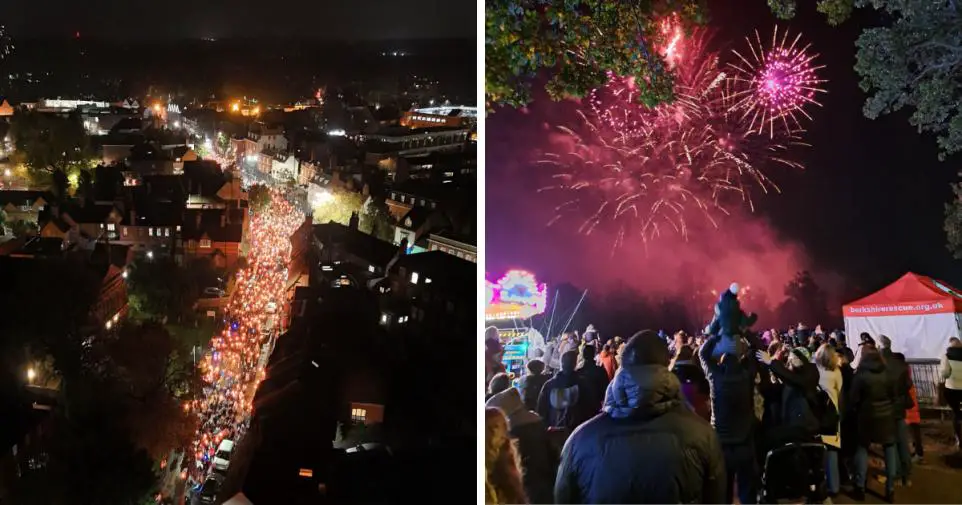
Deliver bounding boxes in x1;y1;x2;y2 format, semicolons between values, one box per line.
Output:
843;272;962;359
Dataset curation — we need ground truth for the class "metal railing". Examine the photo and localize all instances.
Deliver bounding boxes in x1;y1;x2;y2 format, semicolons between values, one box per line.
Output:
907;359;946;408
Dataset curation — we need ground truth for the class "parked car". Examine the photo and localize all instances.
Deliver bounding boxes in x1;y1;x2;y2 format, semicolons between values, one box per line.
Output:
211;439;234;471
194;472;225;504
203;287;226;298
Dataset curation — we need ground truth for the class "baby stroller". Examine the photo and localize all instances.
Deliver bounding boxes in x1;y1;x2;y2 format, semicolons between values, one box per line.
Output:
758;442;828;504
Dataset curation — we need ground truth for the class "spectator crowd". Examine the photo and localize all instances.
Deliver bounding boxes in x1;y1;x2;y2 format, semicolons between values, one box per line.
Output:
484;284;962;504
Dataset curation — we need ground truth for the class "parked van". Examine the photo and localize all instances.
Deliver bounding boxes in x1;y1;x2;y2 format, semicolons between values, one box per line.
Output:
212;439;235;471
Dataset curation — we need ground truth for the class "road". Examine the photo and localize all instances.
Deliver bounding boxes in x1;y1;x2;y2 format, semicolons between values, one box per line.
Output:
178;189;304;502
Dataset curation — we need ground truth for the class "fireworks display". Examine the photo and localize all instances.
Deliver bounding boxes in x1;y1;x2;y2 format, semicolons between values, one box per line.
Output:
728;27;826;136
539;21;822;246
0;25;12;61
187;190;304;485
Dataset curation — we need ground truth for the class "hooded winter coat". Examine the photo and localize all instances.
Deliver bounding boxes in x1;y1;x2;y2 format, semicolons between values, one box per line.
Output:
698;335;757;444
554;364;726;504
486;388;558;504
849;351;897;446
817;364;843;448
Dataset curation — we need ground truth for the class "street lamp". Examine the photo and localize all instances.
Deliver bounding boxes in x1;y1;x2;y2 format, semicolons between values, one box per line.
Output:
147;250;154;260
26;368;36;383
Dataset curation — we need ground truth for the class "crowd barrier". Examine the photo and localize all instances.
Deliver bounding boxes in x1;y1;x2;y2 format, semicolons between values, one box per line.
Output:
907;359;947;410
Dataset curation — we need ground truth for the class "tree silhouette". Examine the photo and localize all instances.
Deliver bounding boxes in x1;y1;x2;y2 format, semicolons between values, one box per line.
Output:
776;271;832;328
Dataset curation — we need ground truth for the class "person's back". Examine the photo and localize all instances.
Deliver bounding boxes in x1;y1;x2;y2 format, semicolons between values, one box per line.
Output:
538;351;591;431
519;359;550;412
698;335;755;445
850;351;896;445
671;347;711;421
577;345;609;415
555;331;725;504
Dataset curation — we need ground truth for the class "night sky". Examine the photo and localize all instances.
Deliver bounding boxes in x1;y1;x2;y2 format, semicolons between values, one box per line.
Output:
486;0;962;321
5;0;475;40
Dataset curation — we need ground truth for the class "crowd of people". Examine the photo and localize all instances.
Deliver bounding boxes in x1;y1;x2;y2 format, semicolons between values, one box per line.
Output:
484;283;962;504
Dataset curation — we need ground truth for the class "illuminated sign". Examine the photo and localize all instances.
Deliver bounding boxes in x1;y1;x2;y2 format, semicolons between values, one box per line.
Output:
485;270;547;321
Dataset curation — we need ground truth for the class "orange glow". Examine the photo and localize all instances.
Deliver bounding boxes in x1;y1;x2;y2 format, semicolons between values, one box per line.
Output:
153;103;162;113
232;102;240;112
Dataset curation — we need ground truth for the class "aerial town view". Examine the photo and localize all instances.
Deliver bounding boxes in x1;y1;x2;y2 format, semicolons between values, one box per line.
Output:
0;2;476;504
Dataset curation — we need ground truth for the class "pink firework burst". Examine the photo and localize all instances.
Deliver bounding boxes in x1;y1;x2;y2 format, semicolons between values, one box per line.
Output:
728;27;826;137
539;27;812;248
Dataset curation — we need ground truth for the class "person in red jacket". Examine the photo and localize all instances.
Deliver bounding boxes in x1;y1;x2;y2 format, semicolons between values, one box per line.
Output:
905;366;924;463
598;344;617;381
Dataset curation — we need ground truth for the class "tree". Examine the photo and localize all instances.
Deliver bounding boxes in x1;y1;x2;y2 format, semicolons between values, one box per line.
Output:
945;180;962;259
9;110;96;187
485;0;706;108
776;271;832;328
771;0;962;159
247;183;271;212
313;189;364;226
360;197;396;242
106;322;197;460
767;0;855;26
77;168;95;202
126;257;209;323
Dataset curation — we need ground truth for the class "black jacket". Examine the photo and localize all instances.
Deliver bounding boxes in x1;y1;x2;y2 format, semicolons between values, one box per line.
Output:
880;348;912;417
554;365;726;504
519;372;550;412
769;361;820;438
537;370;592;431
699;335;757;444
577;361;610;416
849;352;897;446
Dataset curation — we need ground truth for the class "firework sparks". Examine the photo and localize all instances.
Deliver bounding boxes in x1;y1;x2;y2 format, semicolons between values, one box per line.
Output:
728;27;826;137
0;25;12;61
540;26;817;247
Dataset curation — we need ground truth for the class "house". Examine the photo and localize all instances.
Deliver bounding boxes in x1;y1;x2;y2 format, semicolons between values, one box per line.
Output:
392;206;441;252
179;208;245;269
425;231;476;263
0;190;52;226
382;251;474;332
40;202;124;249
114;201;182;255
312;222;399;278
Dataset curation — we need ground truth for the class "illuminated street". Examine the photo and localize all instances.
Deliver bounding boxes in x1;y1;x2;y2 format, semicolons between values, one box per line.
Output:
186;190;305;489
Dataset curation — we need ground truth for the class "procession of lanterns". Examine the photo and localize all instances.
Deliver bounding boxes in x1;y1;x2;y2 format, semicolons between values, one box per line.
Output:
187;190;305;484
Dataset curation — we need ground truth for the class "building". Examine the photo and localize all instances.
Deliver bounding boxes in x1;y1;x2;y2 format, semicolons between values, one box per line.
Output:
399;105;477;129
179;208;245;269
312;222;399;279
425;231;476;263
361;126;470;165
0;191;51;227
380;250;474;333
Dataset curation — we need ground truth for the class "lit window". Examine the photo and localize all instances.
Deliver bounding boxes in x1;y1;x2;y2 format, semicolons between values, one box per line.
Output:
148;228;154;237
410;272;419;284
351;408;367;423
368;265;375;273
425;278;432;284
107;223;116;231
164;228;170;237
380;314;388;324
430;202;436;209
122;227;128;237
176;225;181;232
420;199;425;206
200;239;212;248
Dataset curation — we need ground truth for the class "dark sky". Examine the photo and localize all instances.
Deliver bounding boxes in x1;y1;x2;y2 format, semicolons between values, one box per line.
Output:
486;0;962;322
5;0;475;40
